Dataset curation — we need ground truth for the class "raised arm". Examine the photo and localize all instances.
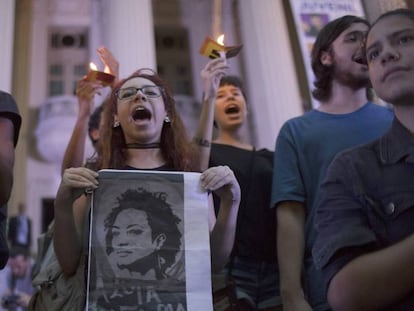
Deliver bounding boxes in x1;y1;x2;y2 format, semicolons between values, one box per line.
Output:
61;47;118;174
193;58;228;171
61;79;102;174
54;167;98;276
200;165;240;272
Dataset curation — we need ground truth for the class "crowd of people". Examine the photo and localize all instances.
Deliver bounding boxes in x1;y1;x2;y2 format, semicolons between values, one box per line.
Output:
1;7;414;311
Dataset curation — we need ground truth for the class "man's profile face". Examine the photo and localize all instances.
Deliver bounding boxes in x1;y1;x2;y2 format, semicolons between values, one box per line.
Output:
329;22;370;88
110;208;160;266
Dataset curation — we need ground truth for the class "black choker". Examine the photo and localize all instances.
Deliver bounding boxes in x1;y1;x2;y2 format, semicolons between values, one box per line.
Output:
125;143;161;149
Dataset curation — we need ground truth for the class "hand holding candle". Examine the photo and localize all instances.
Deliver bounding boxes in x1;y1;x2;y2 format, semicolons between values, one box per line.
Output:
201;58;229;102
86;62;115;87
199;34;243;60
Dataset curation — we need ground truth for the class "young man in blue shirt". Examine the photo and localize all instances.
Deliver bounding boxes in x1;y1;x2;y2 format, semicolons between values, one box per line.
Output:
272;15;393;311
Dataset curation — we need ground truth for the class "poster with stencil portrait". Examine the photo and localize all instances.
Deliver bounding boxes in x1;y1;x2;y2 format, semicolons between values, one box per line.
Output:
86;170;212;311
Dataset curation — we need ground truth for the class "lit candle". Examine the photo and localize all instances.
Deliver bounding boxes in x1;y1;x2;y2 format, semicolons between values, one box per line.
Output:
86;62;115;86
216;34;226;63
89;62;98;71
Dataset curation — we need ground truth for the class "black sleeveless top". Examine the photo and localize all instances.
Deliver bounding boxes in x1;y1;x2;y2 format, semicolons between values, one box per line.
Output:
209;143;276;262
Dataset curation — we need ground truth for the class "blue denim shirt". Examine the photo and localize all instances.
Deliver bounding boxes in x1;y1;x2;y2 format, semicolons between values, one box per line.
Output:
313;117;414;310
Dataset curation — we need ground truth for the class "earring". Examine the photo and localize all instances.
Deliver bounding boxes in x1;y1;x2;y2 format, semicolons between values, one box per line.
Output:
113;121;120;128
164;116;171;123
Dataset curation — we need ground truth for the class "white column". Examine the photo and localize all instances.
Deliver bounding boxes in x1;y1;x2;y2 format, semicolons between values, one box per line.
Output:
0;0;15;91
102;0;156;79
90;0;104;66
238;0;303;150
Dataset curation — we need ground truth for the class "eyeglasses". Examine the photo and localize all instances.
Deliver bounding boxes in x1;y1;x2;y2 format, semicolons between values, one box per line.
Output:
116;86;163;100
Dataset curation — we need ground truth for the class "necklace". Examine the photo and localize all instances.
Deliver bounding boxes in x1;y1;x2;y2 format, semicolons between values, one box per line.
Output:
125;143;161;149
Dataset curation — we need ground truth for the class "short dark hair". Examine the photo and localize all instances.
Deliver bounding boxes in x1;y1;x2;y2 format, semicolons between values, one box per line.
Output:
367;8;414;40
219;75;246;98
311;15;369;102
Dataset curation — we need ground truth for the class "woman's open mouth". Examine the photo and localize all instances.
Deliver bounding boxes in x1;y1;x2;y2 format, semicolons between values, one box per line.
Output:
132;107;152;121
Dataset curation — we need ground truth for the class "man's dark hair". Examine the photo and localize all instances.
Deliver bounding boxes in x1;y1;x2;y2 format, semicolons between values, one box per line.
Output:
104;188;182;275
311;15;369;102
88;104;104;146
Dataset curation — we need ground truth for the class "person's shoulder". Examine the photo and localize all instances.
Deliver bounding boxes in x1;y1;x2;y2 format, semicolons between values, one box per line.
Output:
277;110;321;139
211;142;247;153
333;138;379;167
283;111;311;124
252;148;274;166
282;109;322;126
366;102;394;115
256;148;274;157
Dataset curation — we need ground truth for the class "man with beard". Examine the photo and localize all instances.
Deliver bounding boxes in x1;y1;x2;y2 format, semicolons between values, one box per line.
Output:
271;16;393;311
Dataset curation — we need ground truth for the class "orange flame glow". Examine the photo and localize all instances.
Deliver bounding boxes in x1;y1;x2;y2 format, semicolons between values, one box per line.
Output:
217;34;224;45
89;62;98;71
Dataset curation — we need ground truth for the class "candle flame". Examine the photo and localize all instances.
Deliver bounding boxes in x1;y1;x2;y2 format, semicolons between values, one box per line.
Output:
89;62;98;71
217;34;225;46
104;65;110;74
